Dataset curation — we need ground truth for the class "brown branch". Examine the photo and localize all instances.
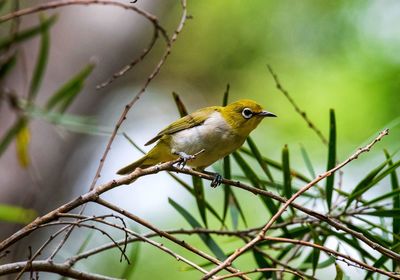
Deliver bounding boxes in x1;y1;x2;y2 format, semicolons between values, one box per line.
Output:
267;65;328;145
214;267;305;280
0;260;119;280
264;236;400;280
95;198;249;280
202;129;389;279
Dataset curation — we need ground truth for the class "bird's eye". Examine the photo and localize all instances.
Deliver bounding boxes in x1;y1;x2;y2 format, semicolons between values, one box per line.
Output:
241;108;253;119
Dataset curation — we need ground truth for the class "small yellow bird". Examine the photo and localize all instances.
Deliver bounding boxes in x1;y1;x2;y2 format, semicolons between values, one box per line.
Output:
117;99;276;185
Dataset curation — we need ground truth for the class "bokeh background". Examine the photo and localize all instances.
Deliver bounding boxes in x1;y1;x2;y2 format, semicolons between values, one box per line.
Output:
1;0;399;279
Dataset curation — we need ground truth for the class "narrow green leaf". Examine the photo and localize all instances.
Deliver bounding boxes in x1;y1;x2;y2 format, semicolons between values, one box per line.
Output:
240;148;312;183
326;109;336;210
222;155;231;225
299;256;335;269
364;189;400;206
384;150;400;250
282;144;292;199
121;242;140;279
0;203;37;224
345;154;397;209
229;189;247;228
342;220;390;247
0;53;17;80
172;91;188;117
222;84;230;106
192;176;208;228
233;152;291;236
28;14;50;101
335;263;344;280
360;209;400;218
252;250;272;279
300;144;316;178
15;122;30;167
309;226;322;275
247;137;275;183
168;198;226;260
0;117;27;157
0;15;57;50
46;63;95;112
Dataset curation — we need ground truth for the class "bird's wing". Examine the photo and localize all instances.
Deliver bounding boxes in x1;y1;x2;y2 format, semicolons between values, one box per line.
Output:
144;106;219;146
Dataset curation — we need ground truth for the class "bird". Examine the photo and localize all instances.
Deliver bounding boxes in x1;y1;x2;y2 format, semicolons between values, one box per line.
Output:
117;99;276;186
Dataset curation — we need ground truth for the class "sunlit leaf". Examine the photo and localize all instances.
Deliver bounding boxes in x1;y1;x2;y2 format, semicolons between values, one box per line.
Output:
0;15;57;50
0;117;27;158
46;63;95;112
15;122;30;167
28;14;50;101
168;198;226;260
326;109;336;210
0;203;37;224
335;263;344;280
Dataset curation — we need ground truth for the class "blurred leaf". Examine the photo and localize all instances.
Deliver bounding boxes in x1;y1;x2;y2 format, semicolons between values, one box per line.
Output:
15;122;30;167
309;226;323;275
25;105;114;135
76;230;94;255
172;91;188;117
326;109;336;210
361;209;400;218
282;145;292;199
168;198;226;260
222;155;247;229
121;242;140;279
384;149;400;250
168;172;225;225
233;151;291;236
252;250;272;279
300;144;316;178
345;155;397;209
0;117;27;158
240;148;312;183
335;263;344;280
222;83;230;106
247;137;275;183
192;176;208;228
0;203;37;224
46;63;95;112
0;53;17;80
28;14;50;101
365;189;400;206
0;15;57;50
299;256;335;269
342;220;390;247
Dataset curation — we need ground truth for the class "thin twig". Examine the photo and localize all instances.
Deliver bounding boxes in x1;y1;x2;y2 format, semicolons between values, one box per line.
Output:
0;260;119;280
267;64;328;145
214;267;305;280
202;129;389;279
264;236;400;280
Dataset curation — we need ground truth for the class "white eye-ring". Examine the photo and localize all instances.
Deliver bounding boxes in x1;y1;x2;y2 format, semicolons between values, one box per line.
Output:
241;108;253;119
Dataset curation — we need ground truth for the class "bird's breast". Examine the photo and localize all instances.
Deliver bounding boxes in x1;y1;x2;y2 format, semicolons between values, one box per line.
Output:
170;112;244;168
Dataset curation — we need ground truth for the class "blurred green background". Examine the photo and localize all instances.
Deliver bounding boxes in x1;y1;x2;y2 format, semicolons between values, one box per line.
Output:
1;0;400;279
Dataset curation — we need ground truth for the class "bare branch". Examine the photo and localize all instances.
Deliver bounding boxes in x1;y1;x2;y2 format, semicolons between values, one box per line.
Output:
202;129;389;279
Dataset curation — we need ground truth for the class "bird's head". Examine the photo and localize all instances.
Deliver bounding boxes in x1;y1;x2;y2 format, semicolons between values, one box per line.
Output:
221;99;277;136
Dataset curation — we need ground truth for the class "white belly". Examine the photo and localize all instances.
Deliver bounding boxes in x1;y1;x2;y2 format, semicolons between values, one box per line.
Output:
170;112;243;168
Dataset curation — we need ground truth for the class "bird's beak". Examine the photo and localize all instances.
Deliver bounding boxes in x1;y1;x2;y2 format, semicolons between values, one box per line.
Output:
258;110;277;118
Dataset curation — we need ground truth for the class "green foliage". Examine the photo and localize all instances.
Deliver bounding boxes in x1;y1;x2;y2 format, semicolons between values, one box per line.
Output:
0;203;37;224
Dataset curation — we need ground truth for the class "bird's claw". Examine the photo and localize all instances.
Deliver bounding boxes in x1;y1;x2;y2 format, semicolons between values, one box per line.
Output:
175;152;195;169
211;173;223;188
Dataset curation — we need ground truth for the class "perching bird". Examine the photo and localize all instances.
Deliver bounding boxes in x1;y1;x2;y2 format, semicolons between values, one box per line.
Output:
117;99;276;186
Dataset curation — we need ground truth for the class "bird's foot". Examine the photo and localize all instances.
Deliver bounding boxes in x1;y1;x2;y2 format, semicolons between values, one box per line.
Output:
175;151;195;169
200;170;223;188
211;173;223;188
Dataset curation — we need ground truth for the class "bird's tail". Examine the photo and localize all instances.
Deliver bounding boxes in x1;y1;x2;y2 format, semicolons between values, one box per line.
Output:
116;156;153;175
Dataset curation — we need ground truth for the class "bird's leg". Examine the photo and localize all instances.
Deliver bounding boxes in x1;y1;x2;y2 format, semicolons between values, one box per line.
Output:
199;170;223;188
174;151;195;169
